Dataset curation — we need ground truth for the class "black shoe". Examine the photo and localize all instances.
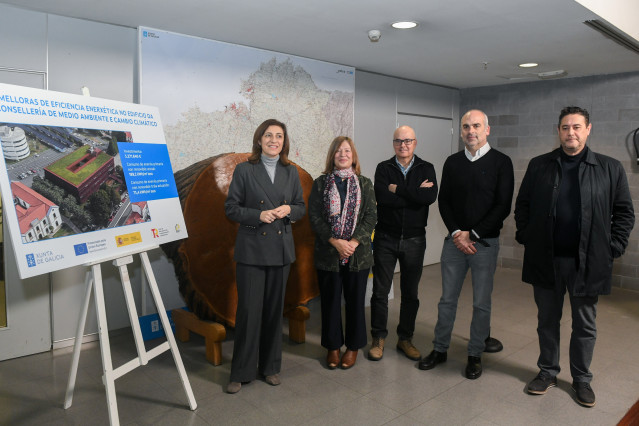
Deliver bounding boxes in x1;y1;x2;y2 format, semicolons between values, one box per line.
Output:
572;382;596;407
484;336;503;353
418;350;447;370
527;372;557;395
465;356;482;379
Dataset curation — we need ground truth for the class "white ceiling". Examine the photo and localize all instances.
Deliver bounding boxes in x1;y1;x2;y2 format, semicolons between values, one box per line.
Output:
2;0;638;88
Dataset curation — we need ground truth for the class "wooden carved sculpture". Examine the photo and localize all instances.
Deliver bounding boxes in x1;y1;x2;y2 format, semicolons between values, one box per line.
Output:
162;153;318;346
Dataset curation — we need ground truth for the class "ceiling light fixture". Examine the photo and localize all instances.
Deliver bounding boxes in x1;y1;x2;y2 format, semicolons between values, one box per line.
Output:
537;69;567;79
391;21;418;29
519;62;539;68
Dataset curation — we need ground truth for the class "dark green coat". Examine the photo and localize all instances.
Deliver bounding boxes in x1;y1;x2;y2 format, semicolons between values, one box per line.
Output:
308;174;376;272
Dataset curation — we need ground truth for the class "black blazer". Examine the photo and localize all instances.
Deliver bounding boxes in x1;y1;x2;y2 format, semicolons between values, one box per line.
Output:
225;160;306;266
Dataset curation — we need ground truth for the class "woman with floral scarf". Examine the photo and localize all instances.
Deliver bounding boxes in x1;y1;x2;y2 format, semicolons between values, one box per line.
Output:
308;136;376;370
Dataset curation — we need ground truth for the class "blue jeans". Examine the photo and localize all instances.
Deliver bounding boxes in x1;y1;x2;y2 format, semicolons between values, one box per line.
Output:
370;232;426;340
433;236;499;357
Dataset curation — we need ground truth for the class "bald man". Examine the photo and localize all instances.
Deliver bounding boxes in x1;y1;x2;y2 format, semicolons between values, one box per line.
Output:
419;110;514;379
369;125;438;362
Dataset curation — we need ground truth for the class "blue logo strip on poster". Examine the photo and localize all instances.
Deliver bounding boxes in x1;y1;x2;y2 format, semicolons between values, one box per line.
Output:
119;142;178;202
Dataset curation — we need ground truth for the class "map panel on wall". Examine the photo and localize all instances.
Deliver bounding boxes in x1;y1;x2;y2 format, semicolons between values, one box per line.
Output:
139;27;355;178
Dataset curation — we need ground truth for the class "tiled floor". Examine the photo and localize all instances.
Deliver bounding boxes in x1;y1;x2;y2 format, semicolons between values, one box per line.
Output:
2;264;639;425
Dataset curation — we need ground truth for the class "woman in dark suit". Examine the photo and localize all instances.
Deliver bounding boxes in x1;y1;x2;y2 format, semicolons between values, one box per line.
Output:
308;136;376;370
224;119;305;393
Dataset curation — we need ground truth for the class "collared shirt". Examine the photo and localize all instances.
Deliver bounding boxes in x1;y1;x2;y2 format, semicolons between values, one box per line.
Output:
395;155;415;176
465;142;491;162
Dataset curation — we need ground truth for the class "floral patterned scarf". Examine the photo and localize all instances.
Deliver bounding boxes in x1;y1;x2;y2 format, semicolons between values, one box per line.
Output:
323;168;361;264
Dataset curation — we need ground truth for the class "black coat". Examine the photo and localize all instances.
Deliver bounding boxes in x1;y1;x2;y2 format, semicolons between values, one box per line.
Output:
225;160;306;266
514;147;634;296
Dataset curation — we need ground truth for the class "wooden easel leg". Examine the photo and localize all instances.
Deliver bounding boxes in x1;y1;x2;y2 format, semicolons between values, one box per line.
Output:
114;255;148;366
64;248;197;424
141;252;197;410
64;269;93;409
92;264;120;426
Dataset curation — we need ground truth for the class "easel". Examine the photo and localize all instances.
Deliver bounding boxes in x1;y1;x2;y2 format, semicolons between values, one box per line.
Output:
64;247;197;426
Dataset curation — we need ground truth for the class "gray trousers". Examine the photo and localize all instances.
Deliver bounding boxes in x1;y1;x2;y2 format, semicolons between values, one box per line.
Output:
433;236;499;357
230;263;290;383
534;256;598;383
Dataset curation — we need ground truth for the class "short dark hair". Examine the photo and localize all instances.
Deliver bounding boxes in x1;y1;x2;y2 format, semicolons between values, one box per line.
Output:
248;118;291;165
322;136;361;175
558;106;590;128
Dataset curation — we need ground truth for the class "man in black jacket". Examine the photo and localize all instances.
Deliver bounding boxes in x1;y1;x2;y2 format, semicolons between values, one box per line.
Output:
418;110;514;379
515;106;634;407
368;125;438;361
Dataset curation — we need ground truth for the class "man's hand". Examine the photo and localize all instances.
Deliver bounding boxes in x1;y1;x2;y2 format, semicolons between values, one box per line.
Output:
388;184;397;193
420;179;434;188
453;231;477;255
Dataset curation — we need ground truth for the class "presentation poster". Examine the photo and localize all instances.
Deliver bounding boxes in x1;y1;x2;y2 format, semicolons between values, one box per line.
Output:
139;27;355;178
0;83;187;279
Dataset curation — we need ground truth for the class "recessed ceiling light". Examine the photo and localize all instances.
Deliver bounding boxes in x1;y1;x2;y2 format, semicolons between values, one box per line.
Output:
519;62;539;68
391;21;418;29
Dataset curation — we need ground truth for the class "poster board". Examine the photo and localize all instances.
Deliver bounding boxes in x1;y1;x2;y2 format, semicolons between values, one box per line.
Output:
0;83;187;279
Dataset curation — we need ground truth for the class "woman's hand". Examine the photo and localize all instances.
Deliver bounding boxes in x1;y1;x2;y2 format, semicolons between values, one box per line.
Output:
260;210;277;223
329;237;358;260
260;205;291;223
272;205;291;218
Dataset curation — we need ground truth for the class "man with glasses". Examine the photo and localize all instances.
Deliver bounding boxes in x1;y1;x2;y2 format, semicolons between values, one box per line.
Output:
369;125;438;362
419;110;514;379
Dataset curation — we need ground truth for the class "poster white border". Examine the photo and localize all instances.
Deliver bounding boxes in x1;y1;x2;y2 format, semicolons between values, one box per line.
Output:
0;83;187;279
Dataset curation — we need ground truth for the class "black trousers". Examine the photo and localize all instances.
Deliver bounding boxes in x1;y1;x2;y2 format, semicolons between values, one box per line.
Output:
317;266;369;351
230;263;290;383
534;256;598;383
370;232;426;340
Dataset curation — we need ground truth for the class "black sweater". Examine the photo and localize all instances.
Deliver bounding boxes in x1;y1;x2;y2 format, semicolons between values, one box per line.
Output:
438;149;514;238
374;155;438;238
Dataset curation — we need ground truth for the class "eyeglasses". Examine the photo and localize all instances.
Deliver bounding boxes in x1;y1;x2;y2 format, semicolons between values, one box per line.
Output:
392;138;415;146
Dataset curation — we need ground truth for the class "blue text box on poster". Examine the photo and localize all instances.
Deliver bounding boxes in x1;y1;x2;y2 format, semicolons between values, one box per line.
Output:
119;142;178;202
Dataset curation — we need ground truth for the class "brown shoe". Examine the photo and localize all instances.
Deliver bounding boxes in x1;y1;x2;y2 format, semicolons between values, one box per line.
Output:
326;349;340;369
397;339;421;361
227;381;242;394
265;374;281;386
368;337;385;361
341;349;358;369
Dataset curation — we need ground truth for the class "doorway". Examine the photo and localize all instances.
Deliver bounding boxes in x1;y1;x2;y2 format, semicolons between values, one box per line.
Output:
396;114;454;266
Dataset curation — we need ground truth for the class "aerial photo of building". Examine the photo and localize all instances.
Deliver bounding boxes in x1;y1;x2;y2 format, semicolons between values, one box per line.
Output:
11;181;61;243
44;145;115;203
0;125;30;161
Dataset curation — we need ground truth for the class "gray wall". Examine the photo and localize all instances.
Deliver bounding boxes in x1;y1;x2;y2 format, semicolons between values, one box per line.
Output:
460;72;639;291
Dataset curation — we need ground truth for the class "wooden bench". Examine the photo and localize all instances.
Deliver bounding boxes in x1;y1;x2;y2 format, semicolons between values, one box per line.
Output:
172;306;310;365
171;309;226;365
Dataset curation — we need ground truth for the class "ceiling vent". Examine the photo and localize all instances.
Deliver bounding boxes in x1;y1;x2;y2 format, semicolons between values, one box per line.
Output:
584;19;639;55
